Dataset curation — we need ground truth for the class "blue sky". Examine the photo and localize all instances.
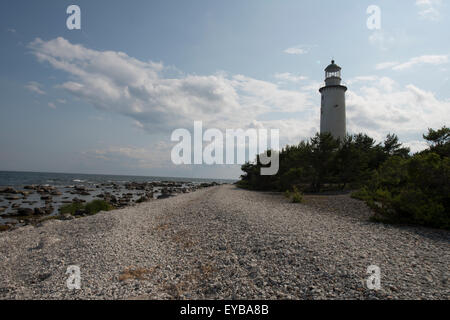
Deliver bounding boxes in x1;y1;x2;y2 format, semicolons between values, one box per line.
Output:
0;0;449;179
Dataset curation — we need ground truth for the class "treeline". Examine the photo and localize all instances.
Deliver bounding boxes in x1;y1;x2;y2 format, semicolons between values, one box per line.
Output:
238;126;449;229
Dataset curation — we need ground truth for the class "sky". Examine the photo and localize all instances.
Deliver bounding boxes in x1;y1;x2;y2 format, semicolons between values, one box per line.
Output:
0;0;449;179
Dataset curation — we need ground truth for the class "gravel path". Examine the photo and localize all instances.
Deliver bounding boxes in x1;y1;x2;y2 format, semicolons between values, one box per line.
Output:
0;185;448;300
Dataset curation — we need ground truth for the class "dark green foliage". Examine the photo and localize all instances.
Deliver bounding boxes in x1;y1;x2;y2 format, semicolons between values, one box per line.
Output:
84;200;114;214
240;132;397;193
289;186;303;203
362;153;450;229
422;126;450;158
59;202;84;215
60;200;113;216
240;126;449;229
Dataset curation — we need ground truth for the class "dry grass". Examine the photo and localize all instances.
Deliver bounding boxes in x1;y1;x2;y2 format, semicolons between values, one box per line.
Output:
154;223;170;231
118;266;158;281
0;225;11;232
171;230;195;248
163;263;217;298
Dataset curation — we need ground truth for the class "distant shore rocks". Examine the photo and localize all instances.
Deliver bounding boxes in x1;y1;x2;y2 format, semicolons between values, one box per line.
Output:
0;180;225;232
34;207;46;215
0;187;19;194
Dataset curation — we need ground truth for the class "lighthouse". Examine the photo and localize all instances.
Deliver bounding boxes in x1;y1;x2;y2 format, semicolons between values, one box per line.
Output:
319;60;347;141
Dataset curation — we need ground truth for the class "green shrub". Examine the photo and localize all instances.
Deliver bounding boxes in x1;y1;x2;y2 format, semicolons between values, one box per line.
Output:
351;187;371;201
59;200;113;216
85;200;113;215
288;186;303;203
356;152;450;229
59;202;84;215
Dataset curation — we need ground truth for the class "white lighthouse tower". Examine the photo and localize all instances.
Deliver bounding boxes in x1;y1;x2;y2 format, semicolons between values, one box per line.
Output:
319;60;347;141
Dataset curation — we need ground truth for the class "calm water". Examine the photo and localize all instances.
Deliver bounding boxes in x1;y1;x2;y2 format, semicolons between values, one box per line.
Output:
0;171;235;187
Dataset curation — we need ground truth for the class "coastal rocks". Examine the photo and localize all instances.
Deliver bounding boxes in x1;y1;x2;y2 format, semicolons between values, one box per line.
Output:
15;208;34;216
36;185;57;194
72;197;85;203
5;195;21;201
59;213;75;221
74;209;87;216
0;187;19;194
34;208;46;215
157;193;174;200
0;180;225;229
136;192;153;203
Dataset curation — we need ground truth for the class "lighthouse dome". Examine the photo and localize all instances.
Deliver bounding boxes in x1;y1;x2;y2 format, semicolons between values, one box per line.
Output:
325;60;341;79
325;60;341;72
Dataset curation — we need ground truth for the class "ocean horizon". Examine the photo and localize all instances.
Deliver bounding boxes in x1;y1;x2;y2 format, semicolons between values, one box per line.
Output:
0;170;236;187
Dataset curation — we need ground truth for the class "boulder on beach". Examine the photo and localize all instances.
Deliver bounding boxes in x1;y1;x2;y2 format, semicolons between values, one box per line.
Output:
6;195;21;201
34;207;46;215
157;193;174;200
16;208;34;216
0;187;18;194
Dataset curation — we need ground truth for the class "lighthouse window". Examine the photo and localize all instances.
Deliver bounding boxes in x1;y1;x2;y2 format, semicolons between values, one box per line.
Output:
326;71;341;78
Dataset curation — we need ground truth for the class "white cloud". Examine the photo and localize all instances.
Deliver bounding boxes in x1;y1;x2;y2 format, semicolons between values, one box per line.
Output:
29;37;449;162
29;37;315;135
416;0;443;21
48;102;56;109
375;61;399;70
347;76;378;85
274;72;308;83
393;55;448;70
283;45;315;55
347;77;450;148
368;31;396;51
85;143;171;169
376;55;449;71
25;81;46;95
284;47;307;55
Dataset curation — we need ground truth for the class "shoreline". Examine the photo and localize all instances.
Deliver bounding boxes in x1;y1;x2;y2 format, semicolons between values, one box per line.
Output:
0;180;225;232
0;184;448;300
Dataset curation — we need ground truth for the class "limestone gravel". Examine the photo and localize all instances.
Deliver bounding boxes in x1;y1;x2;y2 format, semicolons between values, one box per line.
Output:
0;185;448;300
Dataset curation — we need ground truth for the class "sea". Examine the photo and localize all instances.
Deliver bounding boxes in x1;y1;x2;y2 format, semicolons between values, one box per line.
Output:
0;171;235;187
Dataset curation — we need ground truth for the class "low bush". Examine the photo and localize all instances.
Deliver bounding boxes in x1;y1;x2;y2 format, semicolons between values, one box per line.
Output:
59;200;113;216
286;186;303;204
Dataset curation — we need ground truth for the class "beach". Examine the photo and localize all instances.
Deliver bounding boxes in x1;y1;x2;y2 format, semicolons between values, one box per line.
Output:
0;184;448;300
